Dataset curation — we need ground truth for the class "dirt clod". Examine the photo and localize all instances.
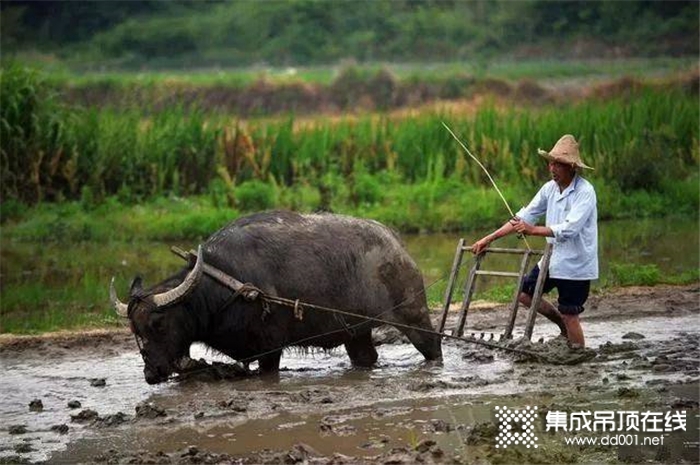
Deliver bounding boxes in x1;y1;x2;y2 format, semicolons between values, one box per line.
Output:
71;409;98;422
0;455;30;464
465;422;498;445
28;398;43;412
414;439;437;453
135;402;167;419
427;419;453;433
14;444;32;454
8;425;27;435
95;412;130;427
670;398;699;409
181;445;198;456
51;424;69;434
616;387;641;398
175;357;251;381
90;378;106;387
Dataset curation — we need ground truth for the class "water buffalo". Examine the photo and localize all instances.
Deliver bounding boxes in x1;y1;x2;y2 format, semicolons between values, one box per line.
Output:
110;211;442;384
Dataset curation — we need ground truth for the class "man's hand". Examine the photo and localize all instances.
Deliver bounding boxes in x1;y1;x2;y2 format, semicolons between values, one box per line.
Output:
472;216;522;254
471;236;492;255
512;217;535;235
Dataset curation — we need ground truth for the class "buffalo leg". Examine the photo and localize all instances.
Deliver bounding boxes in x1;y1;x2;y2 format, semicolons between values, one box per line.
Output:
345;331;378;367
258;350;282;373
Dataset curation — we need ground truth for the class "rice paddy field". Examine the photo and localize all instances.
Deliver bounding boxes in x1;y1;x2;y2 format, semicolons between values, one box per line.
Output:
1;59;698;333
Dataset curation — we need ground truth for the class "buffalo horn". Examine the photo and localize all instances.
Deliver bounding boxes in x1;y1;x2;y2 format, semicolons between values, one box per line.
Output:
110;277;129;317
152;245;204;308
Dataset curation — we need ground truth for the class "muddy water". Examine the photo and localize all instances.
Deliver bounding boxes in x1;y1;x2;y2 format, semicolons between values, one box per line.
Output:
1;311;697;463
1;216;698;462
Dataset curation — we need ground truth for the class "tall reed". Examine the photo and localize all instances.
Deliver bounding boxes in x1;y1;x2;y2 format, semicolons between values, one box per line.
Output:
2;64;697;209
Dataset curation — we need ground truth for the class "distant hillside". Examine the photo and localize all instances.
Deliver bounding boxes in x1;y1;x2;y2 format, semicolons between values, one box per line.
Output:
1;0;697;70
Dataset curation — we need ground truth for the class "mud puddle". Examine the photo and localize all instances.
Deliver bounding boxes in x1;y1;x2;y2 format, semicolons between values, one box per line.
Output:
1;285;698;464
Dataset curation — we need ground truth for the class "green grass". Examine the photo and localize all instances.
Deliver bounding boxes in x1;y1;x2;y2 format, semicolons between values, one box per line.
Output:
0;236;185;333
5;161;700;242
1;282;123;334
4;173;698;243
607;263;700;288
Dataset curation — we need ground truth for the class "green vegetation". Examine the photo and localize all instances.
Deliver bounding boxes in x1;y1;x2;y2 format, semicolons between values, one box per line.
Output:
2;61;697;335
609;263;700;288
2;0;698;338
26;58;696;119
3;1;697;69
2;65;698;231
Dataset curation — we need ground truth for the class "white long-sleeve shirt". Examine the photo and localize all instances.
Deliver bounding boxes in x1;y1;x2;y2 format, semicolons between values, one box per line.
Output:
516;175;599;280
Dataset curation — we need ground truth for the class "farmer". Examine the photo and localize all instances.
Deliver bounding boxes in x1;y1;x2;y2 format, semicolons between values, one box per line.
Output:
472;134;597;349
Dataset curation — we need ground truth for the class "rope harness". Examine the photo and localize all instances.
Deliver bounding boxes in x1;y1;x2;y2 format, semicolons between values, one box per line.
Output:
126;294;162;377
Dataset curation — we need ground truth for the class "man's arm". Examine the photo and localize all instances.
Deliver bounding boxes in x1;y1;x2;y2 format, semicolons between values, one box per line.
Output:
472;183;550;254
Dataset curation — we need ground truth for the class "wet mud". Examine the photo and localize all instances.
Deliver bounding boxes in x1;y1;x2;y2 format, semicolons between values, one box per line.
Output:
0;284;698;464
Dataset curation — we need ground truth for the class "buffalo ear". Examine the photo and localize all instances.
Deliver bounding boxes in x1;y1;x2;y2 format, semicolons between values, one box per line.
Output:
129;276;144;297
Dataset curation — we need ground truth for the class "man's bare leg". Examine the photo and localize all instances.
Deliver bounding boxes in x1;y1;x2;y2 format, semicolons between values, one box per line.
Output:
518;292;567;337
561;314;585;348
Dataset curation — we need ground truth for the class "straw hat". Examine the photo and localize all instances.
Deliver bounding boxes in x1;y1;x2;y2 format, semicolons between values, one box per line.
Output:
537;134;593;170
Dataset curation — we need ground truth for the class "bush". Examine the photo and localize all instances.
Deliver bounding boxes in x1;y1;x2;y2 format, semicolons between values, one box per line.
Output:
0;198;27;223
235;180;277;212
0;63;62;203
352;172;384;205
330;64;369;109
367;68;398;110
208;178;233;209
610;263;660;286
278;183;321;211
